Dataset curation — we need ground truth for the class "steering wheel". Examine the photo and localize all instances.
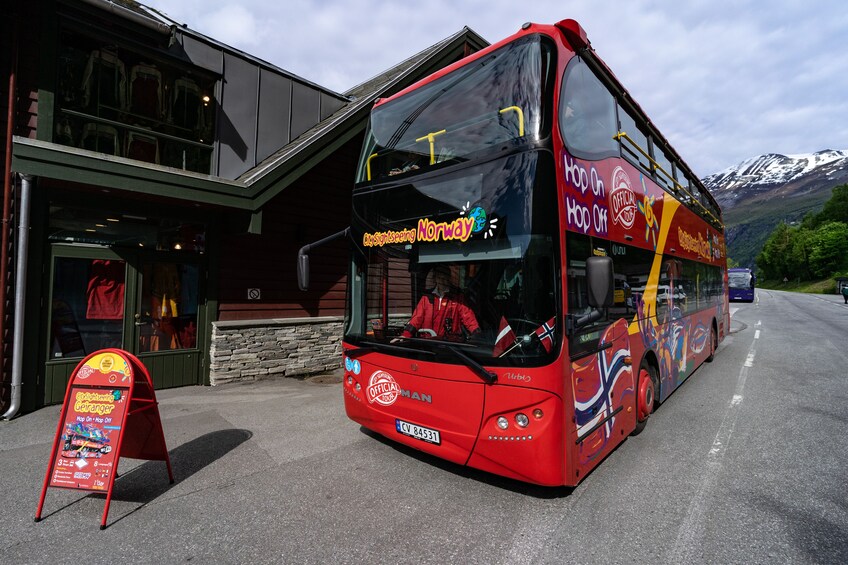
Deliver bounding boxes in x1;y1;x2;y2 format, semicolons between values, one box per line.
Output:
416;328;437;338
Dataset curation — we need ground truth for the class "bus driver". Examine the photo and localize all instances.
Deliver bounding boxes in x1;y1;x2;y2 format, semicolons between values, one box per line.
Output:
399;266;480;340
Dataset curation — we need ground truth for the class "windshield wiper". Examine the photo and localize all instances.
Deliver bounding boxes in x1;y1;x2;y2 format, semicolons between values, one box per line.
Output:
437;343;497;384
346;340;435;359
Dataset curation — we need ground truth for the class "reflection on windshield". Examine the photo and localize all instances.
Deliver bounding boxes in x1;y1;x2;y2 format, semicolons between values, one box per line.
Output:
728;273;752;288
356;36;549;184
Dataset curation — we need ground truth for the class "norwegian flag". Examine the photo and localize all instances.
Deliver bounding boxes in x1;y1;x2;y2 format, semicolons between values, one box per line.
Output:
534;317;556;353
493;316;517;357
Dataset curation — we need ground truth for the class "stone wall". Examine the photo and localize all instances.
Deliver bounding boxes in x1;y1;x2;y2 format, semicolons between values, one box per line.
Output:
210;317;344;385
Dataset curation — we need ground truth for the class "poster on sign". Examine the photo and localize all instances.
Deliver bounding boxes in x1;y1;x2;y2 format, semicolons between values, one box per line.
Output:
48;386;127;491
35;349;173;529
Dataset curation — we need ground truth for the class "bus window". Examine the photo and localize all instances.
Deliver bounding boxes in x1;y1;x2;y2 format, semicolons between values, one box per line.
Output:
608;242;654;318
560;58;618;159
674;165;689;195
617;107;652;174
653;144;674;191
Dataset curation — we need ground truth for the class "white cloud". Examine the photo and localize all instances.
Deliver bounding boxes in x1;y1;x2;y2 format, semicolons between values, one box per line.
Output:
197;5;264;49
142;0;848;175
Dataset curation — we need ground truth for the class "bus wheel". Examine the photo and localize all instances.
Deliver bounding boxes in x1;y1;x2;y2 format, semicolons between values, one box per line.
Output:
706;325;717;362
632;365;655;435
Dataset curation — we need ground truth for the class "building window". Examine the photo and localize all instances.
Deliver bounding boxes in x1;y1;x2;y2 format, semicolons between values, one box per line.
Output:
54;28;216;174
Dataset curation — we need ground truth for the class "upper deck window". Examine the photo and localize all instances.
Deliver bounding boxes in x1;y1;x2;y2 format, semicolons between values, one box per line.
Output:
559;57;618;160
357;36;553;184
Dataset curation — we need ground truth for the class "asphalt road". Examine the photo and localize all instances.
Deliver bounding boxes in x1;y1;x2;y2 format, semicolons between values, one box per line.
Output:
2;289;847;564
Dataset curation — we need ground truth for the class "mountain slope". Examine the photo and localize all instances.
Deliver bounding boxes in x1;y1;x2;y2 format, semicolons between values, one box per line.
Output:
702;150;848;268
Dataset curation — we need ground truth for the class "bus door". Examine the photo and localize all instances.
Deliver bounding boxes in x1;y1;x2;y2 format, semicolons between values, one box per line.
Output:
565;236;636;480
569;318;634;478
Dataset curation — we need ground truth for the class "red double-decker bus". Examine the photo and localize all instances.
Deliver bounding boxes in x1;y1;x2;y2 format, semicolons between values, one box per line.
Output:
314;19;728;486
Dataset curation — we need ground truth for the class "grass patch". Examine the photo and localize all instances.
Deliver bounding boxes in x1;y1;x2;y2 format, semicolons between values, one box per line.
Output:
758;278;838;294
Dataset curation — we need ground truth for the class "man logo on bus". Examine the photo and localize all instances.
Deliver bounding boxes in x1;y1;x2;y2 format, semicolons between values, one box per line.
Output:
367;370;400;406
610;167;636;229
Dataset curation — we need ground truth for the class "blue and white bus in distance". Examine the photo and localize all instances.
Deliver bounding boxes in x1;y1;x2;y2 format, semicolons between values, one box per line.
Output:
728;267;755;302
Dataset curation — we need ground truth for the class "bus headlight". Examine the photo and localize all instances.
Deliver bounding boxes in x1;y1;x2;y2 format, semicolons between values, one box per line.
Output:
497;416;509;430
515;413;529;428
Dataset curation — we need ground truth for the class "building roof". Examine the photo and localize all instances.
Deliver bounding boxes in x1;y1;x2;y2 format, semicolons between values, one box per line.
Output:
238;26;488;207
12;7;488;217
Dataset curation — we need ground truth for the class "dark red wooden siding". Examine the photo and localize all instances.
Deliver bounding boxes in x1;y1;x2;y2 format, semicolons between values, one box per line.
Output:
217;133;363;320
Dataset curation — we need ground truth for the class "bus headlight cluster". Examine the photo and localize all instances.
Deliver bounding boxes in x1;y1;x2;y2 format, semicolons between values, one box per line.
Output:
496;409;543;430
346;374;361;392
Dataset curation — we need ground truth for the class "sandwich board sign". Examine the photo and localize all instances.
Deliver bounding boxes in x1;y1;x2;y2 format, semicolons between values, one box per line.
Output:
35;349;173;529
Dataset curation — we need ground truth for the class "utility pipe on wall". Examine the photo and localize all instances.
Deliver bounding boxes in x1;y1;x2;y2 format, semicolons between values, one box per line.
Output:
2;174;31;420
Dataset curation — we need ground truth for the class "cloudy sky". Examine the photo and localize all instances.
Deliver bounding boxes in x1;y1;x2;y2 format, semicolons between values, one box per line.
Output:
142;0;848;177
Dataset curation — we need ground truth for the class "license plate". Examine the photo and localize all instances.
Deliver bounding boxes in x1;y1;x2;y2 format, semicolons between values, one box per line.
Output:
395;419;441;445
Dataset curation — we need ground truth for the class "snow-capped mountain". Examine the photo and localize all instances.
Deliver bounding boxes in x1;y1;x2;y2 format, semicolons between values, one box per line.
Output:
703;149;848;210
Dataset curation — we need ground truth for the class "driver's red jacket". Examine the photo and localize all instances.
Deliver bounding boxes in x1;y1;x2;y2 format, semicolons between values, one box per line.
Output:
402;292;480;339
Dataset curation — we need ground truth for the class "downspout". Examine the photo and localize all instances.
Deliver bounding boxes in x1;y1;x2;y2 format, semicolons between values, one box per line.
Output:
1;17;18;416
2;174;31;420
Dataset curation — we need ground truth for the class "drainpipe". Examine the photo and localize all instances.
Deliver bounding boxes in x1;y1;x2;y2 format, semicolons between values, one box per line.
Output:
2;174;31;420
1;17;17;416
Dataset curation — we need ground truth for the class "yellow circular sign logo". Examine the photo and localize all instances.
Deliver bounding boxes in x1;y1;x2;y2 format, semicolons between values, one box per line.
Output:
99;355;115;373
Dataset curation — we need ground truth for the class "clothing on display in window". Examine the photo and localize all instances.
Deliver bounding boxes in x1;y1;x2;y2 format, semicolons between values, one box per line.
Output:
81;49;127;110
171;77;203;132
85;260;125;320
127;131;159;164
81;123;120;156
130;63;163;119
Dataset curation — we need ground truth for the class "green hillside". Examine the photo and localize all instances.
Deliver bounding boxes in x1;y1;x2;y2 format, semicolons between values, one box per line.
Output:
723;190;832;267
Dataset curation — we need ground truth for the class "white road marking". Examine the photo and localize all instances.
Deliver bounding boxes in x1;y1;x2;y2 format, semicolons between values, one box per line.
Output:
754;330;761;339
669;322;760;563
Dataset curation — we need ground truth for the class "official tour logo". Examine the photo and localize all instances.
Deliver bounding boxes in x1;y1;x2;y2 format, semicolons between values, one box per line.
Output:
610;167;636;229
367;370;400;406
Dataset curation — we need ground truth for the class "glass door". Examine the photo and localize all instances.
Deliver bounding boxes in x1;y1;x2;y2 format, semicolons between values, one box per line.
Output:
45;246;135;404
44;246;206;405
133;256;204;389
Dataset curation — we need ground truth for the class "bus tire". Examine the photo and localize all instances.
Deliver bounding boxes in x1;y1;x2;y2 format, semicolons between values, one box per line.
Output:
632;364;656;435
706;324;717;362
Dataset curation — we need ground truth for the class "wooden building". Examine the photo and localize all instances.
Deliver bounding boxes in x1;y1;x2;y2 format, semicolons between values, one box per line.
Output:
0;0;486;416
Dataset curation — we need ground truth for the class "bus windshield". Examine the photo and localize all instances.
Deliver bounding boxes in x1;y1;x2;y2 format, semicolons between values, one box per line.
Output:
347;150;559;366
356;35;551;184
728;270;753;289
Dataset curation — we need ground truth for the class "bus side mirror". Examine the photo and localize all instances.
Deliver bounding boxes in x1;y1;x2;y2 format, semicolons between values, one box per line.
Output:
586;256;614;308
296;227;351;292
297;253;310;291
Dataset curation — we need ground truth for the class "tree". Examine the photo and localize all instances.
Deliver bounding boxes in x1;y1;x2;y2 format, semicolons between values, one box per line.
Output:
801;184;848;230
788;228;813;279
807;221;848;278
756;222;794;279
